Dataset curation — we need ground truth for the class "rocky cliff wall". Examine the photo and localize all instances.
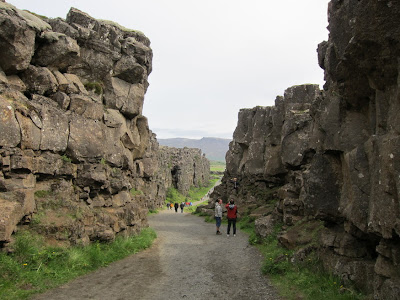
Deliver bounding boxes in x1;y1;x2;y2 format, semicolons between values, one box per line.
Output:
0;3;210;248
157;146;210;196
212;1;400;298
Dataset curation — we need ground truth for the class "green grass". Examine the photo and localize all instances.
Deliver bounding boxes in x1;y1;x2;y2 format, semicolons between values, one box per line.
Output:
164;177;219;219
61;155;72;163
165;177;219;207
210;160;226;172
130;188;143;196
165;187;186;204
34;190;51;198
84;82;103;95
250;223;365;300
185;200;208;214
0;228;156;300
187;177;219;201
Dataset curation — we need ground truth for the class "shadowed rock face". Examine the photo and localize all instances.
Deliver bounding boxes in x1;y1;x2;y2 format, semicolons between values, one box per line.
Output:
212;1;400;297
0;4;209;248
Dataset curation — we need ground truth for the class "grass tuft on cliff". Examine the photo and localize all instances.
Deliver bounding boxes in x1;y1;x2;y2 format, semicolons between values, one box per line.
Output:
0;228;156;300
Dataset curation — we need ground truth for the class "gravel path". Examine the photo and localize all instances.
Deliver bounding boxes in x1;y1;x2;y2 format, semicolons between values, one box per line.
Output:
31;209;280;300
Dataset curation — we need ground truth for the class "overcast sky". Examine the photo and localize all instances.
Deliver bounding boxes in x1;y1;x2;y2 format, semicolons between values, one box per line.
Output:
8;0;330;139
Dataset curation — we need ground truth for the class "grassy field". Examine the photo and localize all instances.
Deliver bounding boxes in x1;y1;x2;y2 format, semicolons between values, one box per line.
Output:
209;160;226;172
0;228;156;300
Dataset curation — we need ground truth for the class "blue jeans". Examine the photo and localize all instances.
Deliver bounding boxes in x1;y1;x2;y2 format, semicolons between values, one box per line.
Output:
215;217;221;228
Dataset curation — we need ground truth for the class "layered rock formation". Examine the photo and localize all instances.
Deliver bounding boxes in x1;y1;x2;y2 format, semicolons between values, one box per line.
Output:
212;1;400;298
0;3;209;247
157;146;210;196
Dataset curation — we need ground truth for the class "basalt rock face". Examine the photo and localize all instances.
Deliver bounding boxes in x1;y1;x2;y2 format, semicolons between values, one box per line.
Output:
212;1;400;297
0;4;209;248
157;146;210;196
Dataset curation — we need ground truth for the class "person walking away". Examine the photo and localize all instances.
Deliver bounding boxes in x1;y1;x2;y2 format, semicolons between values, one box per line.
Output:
225;200;238;237
174;202;179;213
180;202;185;213
215;199;223;235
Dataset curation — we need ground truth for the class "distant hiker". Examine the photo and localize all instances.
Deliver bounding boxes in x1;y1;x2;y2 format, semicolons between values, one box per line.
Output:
174;202;179;213
230;178;239;190
215;199;223;235
180;202;185;213
167;202;171;210
225;199;238;237
170;203;174;210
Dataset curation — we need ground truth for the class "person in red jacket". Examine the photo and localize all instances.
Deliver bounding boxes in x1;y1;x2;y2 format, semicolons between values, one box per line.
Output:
225;199;238;237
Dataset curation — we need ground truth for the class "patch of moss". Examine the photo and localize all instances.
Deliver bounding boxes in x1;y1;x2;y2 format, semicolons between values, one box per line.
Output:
61;155;72;163
84;82;103;95
23;10;47;20
34;190;51;198
130;188;143;196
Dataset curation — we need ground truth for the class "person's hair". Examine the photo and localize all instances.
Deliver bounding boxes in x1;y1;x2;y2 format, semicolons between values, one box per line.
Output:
229;200;234;204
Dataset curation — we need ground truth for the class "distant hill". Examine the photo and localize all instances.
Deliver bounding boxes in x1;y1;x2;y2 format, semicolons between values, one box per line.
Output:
157;137;231;161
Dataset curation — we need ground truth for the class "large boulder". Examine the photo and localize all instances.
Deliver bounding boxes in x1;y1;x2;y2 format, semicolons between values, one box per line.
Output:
37;97;69;152
0;190;35;242
0;96;21;147
113;56;147;84
20;65;58;95
104;77;145;119
68;115;106;161
15;112;41;150
0;3;37;74
33;32;80;69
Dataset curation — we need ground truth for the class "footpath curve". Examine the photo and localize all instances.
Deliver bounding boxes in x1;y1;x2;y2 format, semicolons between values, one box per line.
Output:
32;209;279;300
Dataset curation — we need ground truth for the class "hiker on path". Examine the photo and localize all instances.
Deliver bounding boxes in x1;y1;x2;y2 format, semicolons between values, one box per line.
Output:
215;198;223;235
180;202;185;213
225;199;238;237
174;202;179;213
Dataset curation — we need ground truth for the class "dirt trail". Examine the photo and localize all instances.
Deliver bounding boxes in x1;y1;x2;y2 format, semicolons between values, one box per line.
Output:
31;209;280;300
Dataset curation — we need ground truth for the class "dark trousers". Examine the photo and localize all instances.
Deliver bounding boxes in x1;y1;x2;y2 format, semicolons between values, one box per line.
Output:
227;218;236;235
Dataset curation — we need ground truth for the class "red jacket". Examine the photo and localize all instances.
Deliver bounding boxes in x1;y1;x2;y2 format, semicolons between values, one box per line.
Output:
225;204;237;219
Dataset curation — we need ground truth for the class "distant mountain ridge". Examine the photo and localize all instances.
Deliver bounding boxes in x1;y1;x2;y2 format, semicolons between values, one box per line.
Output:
157;137;230;161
